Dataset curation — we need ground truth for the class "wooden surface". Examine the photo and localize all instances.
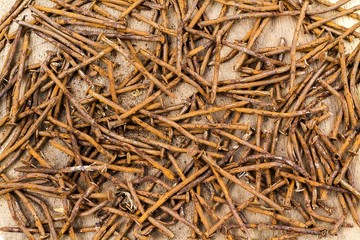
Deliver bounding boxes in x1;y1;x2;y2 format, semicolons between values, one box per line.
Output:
0;0;359;239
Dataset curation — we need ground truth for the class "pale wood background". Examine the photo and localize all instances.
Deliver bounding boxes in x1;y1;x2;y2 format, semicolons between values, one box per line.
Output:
0;0;359;239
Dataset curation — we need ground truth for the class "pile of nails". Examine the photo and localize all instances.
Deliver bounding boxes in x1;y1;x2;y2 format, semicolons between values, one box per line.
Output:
0;0;360;239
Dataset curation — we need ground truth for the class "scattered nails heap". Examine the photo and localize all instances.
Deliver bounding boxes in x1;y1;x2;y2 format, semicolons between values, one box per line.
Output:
0;0;360;239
